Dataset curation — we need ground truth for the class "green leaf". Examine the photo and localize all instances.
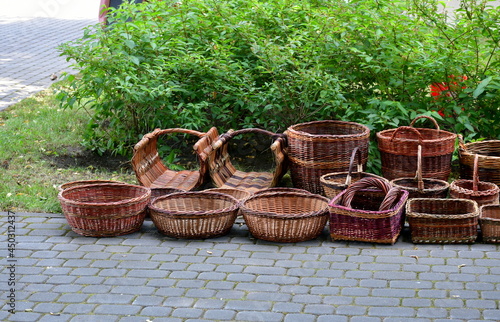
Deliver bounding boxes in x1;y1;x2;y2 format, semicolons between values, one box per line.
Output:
473;76;492;98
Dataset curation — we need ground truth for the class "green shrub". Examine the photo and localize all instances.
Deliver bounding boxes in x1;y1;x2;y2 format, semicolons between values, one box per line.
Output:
58;0;500;173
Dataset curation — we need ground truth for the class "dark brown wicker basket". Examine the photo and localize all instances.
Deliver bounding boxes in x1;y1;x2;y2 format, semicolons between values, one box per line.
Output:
320;147;388;199
459;137;500;186
58;183;151;237
240;192;330;243
390;145;449;199
406;198;479;244
451;154;499;206
479;204;500;243
131;128;207;192
377;115;457;181
195;128;288;193
148;191;239;239
328;177;409;244
285;120;370;195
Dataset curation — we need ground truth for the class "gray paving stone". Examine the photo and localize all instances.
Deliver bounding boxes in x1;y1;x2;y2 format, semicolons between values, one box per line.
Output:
283;314;316;322
246;292;292;302
94;304;142;315
235;311;283;322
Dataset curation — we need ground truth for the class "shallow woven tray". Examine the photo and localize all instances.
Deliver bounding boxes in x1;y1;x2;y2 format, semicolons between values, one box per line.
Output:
328;177;408;244
459;137;500;186
479;205;500;243
320;147;387;199
58;183;151;237
377;115;457;181
240;191;330;243
406;198;479;244
148;192;239;239
285;120;370;195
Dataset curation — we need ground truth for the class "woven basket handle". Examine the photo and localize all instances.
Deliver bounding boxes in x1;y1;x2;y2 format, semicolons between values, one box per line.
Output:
389;126;423;143
156;128;206;138
415;145;425;191
458;134;467;151
345;147;362;186
342;177;400;211
409;115;440;130
213;128;285;150
473;153;479;192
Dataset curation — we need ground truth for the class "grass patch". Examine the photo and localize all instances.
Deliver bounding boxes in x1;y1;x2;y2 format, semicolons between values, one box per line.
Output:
0;83;136;213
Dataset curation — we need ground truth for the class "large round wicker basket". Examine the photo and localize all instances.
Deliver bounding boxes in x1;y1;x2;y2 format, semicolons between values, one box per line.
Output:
149;192;239;239
58;183;151;237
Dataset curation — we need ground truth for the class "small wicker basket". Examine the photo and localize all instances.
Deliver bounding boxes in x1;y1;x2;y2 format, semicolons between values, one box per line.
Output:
406;198;479;244
58;183;151;237
479;204;500;243
148;192;239;239
459;137;500;186
450;154;500;206
320;147;388;199
329;177;408;244
390;145;449;199
240;191;330;243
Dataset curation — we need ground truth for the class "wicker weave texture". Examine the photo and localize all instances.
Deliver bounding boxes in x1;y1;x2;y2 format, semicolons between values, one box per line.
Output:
58;183;151;237
131;128;207;191
58;180;127;192
376;116;457;181
202;128;288;193
480;205;500;243
286;120;370;195
240;192;329;243
406;198;479;244
459;138;500;186
149;192;239;239
328;177;408;244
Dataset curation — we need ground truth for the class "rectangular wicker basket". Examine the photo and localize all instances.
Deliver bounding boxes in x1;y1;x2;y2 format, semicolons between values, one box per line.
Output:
406;198;479;244
479;204;500;243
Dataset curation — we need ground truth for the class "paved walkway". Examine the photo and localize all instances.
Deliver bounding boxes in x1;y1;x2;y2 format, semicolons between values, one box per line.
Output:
1;211;500;321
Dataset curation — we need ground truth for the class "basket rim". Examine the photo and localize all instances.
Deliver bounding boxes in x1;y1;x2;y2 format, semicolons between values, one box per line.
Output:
149;191;239;216
450;179;500;195
328;188;409;217
240;191;330;219
376;127;457;142
58;183;151;207
286;120;370;139
460;139;500;158
390;177;450;192
406;198;479;219
480;204;500;221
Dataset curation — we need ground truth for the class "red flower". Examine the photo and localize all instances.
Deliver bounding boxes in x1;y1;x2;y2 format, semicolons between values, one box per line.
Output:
430;75;467;100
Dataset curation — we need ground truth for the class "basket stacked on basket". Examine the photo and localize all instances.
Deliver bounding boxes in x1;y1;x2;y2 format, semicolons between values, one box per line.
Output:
377;116;457;181
285;120;370;195
240;191;330;243
58;182;151;237
328;177;409;244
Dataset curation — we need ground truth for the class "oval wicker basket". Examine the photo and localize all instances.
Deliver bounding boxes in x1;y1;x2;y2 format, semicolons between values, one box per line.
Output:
204;188;253;202
451;154;499;206
148;191;239;239
320;147;388;199
479;204;500;243
285;120;370;195
390;145;449;199
459;137;500;186
240;192;330;243
58;183;151;237
376;115;457;181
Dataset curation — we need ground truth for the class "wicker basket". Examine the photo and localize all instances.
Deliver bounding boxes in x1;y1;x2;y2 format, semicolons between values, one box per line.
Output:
58;180;127;192
459;137;500;186
390;145;449;199
377;115;457;181
479;204;500;243
406;198;479;244
240;192;330;243
148;191;239;239
451;154;499;206
254;187;312;195
195;128;288;193
131;128;208;192
320;147;388;199
58;183;151;237
285;120;370;195
204;188;253;202
328;177;409;244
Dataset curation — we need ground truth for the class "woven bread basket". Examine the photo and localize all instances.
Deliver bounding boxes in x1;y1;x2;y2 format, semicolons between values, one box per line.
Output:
149;191;239;239
240;191;330;243
377;115;457;181
328;177;408;244
285;120;370;195
406;198;479;244
58;183;151;237
320;147;388;199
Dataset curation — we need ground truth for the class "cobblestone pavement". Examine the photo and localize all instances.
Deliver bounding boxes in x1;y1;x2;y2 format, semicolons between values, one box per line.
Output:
1;211;500;321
